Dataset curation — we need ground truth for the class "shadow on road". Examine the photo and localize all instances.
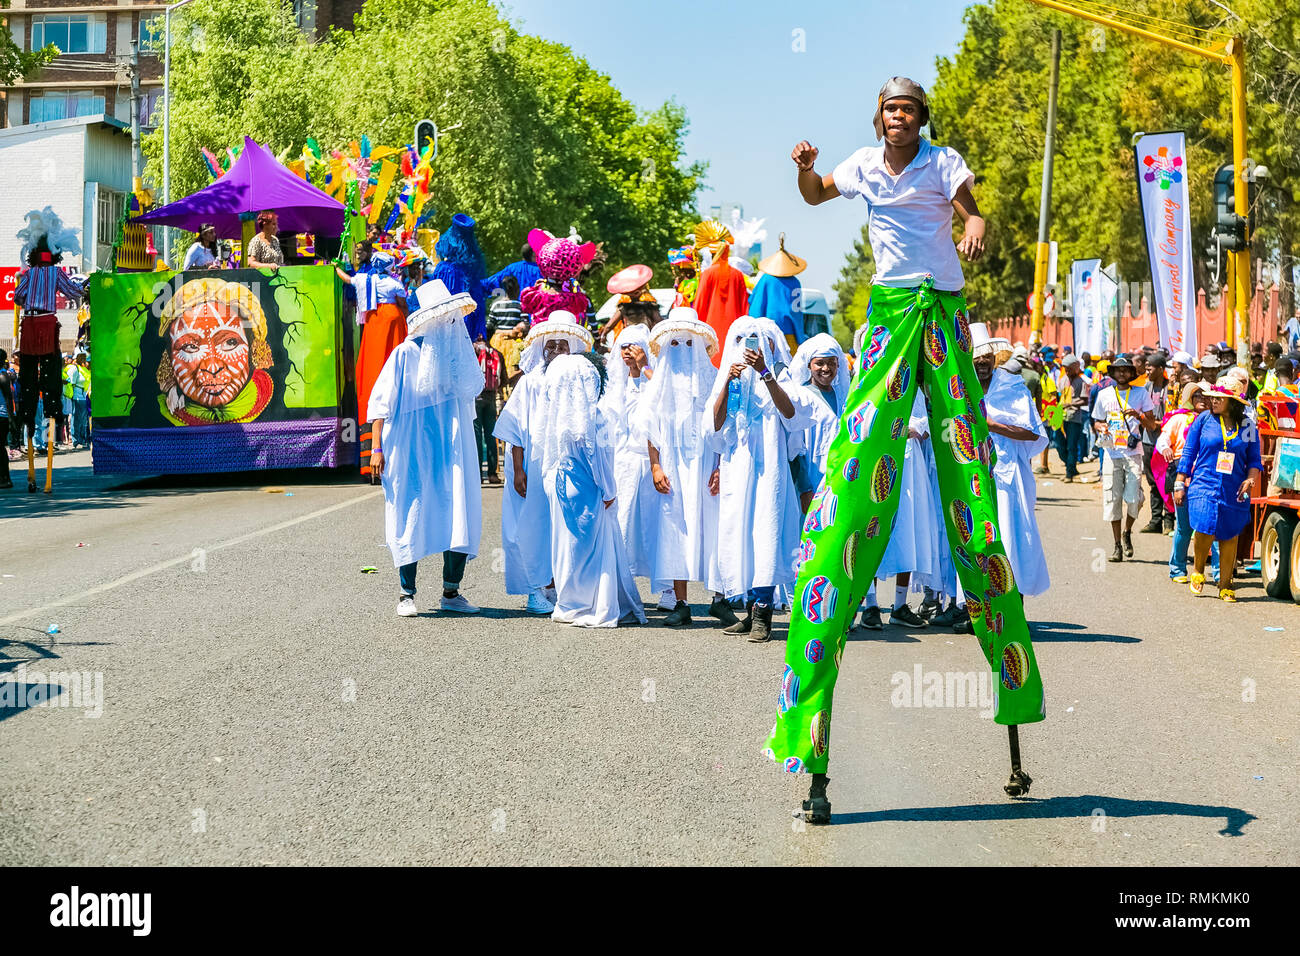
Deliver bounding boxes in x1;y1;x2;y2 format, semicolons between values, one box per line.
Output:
831;794;1257;837
1029;621;1140;644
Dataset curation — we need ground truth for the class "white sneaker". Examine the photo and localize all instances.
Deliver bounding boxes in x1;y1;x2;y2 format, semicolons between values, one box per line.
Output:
657;588;677;611
397;595;418;617
439;593;480;614
525;591;555;615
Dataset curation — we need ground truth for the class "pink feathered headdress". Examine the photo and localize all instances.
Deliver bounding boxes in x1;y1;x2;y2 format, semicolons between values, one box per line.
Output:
528;228;598;283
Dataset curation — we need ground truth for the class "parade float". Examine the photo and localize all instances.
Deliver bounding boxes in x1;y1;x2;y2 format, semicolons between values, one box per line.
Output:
90;135;440;475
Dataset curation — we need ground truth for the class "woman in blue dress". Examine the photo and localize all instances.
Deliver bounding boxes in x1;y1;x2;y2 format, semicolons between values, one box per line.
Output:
1173;379;1262;602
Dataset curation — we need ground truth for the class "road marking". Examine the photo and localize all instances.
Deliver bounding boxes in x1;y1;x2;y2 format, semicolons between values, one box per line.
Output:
0;490;382;627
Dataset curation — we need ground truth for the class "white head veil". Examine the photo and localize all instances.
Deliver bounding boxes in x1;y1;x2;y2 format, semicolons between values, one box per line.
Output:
403;279;482;411
519;311;593;375
638;310;717;472
706;315;794;443
787;333;849;410
604;323;652;411
542;353;603;473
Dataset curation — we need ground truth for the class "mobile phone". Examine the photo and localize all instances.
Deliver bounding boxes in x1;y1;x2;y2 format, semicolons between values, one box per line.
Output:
743;333;760;353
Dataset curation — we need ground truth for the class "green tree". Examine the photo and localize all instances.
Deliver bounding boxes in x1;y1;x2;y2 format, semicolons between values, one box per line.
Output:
140;0;327;213
141;0;703;287
831;221;876;336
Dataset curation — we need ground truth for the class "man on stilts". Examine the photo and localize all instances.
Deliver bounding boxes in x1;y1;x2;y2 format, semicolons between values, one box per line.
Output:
766;78;1046;824
13;208;86;494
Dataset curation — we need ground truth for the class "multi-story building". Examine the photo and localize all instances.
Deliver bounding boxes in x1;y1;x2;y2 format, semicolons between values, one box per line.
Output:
1;1;166;132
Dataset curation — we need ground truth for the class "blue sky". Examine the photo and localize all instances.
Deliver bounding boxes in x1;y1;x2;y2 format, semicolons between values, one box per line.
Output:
504;0;975;304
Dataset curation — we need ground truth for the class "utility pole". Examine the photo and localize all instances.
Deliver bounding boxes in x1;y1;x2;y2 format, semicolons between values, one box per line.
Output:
129;39;142;187
1029;29;1061;349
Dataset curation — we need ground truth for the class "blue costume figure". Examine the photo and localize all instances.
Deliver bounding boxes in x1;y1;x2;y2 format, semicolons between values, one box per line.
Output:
431;213;488;342
484;242;542;299
748;233;808;343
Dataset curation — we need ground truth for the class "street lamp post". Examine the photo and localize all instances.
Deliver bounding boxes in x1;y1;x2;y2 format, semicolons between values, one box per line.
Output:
163;0;201;265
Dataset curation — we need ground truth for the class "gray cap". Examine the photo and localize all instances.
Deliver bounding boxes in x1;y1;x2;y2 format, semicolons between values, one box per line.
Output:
873;77;930;140
1062;353;1081;367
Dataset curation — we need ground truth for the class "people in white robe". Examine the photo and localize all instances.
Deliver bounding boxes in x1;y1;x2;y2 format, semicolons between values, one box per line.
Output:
542;353;648;628
638;308;738;628
599;323;661;601
707;316;813;643
367;279;484;617
493;311;593;614
977;349;1051;598
855;387;944;630
783;333;849;513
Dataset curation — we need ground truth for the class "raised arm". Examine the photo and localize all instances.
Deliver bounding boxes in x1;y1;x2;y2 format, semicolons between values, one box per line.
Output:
952;182;986;262
792;141;840;206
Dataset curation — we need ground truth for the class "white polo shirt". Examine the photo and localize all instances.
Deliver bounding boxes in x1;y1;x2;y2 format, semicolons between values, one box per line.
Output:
832;138;975;291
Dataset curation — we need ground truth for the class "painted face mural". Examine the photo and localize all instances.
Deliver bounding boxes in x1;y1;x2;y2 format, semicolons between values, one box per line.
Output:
168;301;252;408
156;277;275;426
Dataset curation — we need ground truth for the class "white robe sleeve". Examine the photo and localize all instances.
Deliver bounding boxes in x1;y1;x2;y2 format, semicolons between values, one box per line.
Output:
776;380;816;436
592;420;619;501
494;374;531;447
366;347;402;423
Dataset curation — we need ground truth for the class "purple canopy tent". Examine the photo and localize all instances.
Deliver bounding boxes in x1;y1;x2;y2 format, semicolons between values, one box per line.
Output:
132;136;345;238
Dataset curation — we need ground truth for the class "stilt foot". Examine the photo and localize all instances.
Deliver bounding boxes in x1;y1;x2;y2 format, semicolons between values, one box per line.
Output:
1003;769;1033;798
801;773;831;824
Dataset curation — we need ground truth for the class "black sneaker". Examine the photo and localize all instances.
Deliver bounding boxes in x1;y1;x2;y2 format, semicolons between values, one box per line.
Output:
890;604;927;628
723;602;753;635
1139;519;1163;534
1109;543;1123;563
663;601;692;627
930;604;958;627
858;606;883;630
1122;531;1134;557
951;609;972;634
918;594;941;620
708;597;740;627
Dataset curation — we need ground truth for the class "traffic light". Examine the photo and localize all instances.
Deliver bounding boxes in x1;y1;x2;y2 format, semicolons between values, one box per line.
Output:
414;120;437;159
1214;162;1249;251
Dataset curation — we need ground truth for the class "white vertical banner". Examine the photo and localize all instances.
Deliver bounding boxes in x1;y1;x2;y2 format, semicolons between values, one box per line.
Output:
1134;131;1196;356
1070;258;1104;355
1100;264;1119;352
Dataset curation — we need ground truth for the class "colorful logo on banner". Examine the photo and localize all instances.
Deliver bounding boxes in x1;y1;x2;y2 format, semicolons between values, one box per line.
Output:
1134;132;1196;357
1142;147;1184;190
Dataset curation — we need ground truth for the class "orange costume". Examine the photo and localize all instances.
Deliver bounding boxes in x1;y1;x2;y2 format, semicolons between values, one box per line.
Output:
693;247;750;367
350;270;409;477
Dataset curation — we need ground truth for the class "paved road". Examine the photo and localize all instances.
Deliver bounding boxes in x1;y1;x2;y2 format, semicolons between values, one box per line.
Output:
0;451;1295;865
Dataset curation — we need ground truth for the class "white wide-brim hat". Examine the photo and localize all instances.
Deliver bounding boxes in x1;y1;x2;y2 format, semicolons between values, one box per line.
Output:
970;321;1010;360
521;313;594;353
518;313;594;374
406;279;476;338
649;307;718;357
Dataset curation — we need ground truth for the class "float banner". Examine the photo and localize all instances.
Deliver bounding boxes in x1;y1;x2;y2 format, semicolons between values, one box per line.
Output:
89;265;356;474
1134;131;1196;356
1070;258;1104;356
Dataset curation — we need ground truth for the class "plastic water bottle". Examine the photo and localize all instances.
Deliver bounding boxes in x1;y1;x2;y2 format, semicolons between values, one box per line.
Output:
727;378;742;416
